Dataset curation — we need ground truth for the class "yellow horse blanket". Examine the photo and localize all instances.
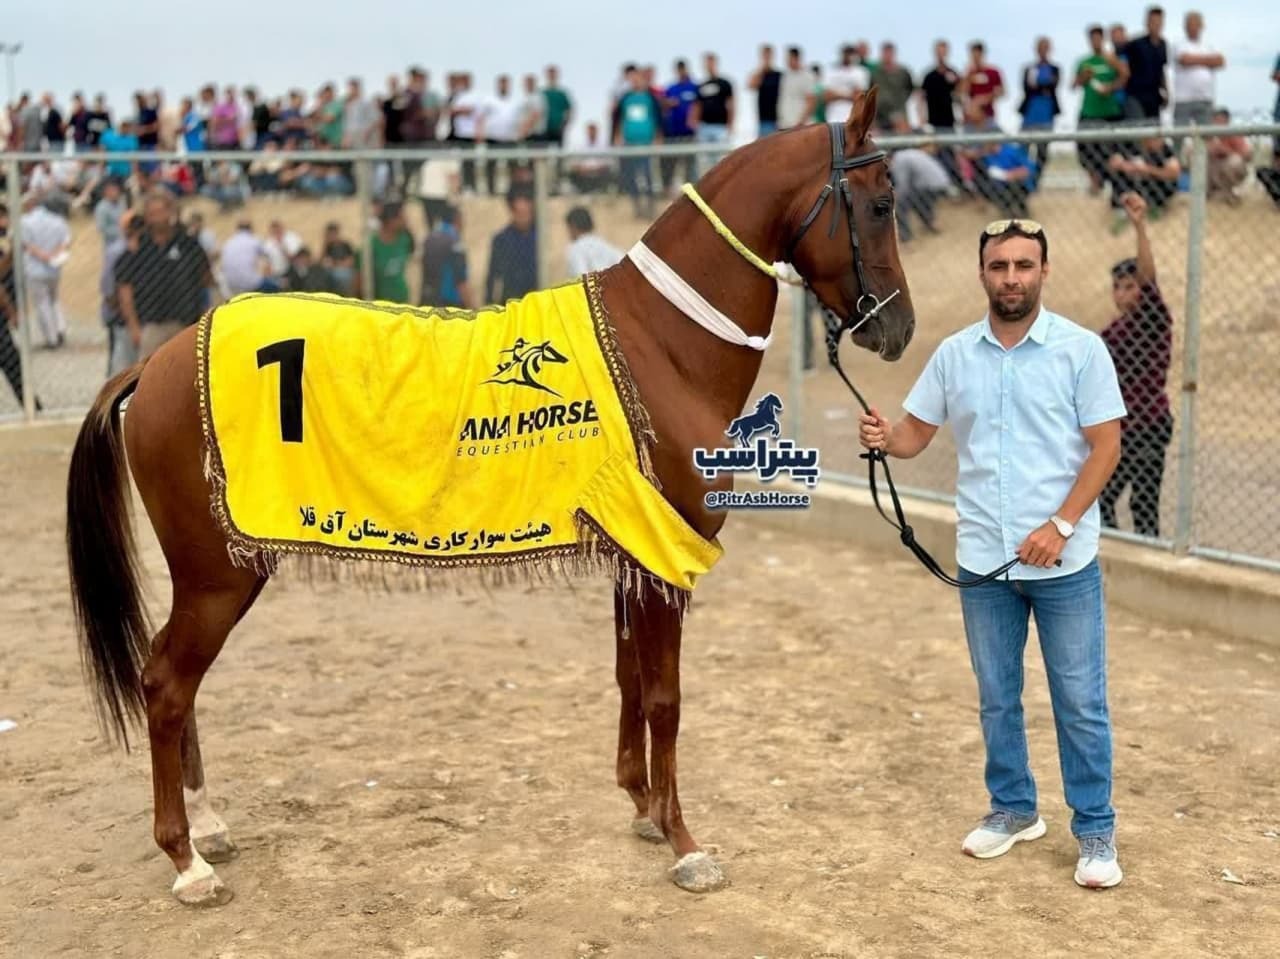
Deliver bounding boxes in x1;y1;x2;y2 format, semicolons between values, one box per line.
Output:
197;276;722;597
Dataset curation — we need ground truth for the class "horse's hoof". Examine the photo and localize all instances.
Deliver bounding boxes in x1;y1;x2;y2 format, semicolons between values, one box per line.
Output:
631;816;665;843
669;851;728;893
172;869;233;907
193;830;239;864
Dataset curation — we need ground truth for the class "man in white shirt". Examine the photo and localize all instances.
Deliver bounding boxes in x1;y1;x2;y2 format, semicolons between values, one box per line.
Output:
449;73;481;193
778;46;812;129
219;220;279;295
476;74;523;195
21;193;72;349
262;220;303;279
824;44;871;124
564;207;622;279
1172;11;1224;132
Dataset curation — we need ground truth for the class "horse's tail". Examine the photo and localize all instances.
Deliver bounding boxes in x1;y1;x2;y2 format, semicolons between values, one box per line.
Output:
66;361;152;751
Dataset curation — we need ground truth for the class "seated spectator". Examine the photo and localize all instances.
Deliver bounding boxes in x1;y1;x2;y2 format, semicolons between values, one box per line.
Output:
199;160;249;211
567;122;616;195
284;246;337;293
888;119;950;241
564;206;623;278
249;141;287;195
420;204;473;308
298;146;355;197
263;219;303;278
975;141;1038;218
1105;134;1180;228
220;220;281;296
1205;108;1252;205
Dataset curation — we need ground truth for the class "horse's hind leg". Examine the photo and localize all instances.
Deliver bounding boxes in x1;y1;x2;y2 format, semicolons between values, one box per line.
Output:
180;575;266;865
628;587;728;893
144;572;260;907
614;586;662;843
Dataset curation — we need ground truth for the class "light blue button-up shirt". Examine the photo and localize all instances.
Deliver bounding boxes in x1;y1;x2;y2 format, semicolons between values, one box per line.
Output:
903;308;1127;580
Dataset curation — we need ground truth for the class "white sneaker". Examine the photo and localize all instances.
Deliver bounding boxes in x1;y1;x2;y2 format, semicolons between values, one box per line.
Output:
961;810;1047;859
1074;835;1123;888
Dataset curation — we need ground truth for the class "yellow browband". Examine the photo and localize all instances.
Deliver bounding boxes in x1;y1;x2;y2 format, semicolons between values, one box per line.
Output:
680;183;778;280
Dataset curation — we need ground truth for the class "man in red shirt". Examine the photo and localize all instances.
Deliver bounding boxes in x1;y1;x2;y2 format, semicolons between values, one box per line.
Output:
963;41;1005;129
1098;192;1174;538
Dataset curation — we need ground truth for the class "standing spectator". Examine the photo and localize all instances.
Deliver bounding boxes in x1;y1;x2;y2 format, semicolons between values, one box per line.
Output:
962;41;1005;130
919;41;963;187
518;74;546;146
807;63;827;124
614;69;662;219
1171;11;1224;138
69;93;92;152
448;72;481;194
21;193;72;350
114;188;214;359
360;201;414;303
420;205;473;308
313;84;345;149
1099;192;1173;539
101;211;143;377
263;219;303;278
476;75;522;195
321;221;358;296
220;221;281;296
485;189;538;304
823;44;870;125
18;94;43;152
94;178;127;249
1121;7;1169;122
660;60;699;195
416;152;461;232
871;43;915;131
279;89;308;146
42;93;66;153
155;90;179;151
564;206;622;279
694;52;734;176
1018;38;1060;170
777;46;811;130
209;88;242;150
748;44;782;136
0;203;40;409
245;87;272;149
342;79;382;150
86;94;112;149
135;91;160;185
1074;25;1129;192
541;65;573;152
1205;109;1252;204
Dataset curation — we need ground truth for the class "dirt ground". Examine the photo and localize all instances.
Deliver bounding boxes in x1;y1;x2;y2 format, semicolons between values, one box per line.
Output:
1;423;1277;959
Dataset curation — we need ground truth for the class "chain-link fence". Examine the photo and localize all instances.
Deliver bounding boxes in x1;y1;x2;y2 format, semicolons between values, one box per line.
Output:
1;125;1276;570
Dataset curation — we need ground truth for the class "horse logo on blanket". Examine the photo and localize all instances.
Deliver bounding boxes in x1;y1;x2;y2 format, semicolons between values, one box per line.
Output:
482;337;570;396
725;393;784;447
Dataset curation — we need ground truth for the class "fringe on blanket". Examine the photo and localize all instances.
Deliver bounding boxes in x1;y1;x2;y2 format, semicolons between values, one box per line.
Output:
194;281;691;616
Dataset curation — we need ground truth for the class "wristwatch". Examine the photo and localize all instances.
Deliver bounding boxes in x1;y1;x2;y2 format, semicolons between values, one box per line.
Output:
1050;515;1075;538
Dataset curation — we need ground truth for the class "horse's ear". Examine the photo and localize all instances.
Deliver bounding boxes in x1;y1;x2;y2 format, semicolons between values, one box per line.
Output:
846;86;878;145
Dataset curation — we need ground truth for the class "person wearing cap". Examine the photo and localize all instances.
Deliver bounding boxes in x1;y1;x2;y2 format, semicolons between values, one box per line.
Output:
857;219;1128;889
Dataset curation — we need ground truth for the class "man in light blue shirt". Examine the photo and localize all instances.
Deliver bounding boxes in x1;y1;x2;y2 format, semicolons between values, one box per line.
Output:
859;219;1127;889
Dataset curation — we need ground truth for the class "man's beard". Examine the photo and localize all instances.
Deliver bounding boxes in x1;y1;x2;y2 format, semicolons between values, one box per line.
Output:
987;284;1039;322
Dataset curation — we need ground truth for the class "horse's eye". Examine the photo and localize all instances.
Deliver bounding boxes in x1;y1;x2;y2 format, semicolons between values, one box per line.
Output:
873;198;893;219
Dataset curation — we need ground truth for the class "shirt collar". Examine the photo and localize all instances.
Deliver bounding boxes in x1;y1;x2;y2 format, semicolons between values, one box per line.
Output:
978;306;1052;349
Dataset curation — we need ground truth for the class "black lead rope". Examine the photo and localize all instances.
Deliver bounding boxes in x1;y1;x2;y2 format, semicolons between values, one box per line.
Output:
823;325;1019;588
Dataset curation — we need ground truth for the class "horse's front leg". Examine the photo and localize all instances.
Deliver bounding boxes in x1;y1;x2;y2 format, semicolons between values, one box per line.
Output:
627;585;728;892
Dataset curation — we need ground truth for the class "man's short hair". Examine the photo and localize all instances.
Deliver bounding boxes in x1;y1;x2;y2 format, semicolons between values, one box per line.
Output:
970;41;985;52
675;58;687;71
566;206;594;233
506;184;534;208
1087;24;1104;36
1148;5;1164;15
787;46;802;58
1214;107;1230;121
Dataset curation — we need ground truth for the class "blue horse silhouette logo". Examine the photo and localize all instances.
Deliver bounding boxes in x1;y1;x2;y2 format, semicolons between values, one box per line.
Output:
726;392;784;447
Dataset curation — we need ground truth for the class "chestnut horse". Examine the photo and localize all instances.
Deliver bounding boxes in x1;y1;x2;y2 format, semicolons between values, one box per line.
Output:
66;89;914;905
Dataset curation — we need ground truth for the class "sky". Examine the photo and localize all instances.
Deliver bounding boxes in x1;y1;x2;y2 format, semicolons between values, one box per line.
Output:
4;0;1277;146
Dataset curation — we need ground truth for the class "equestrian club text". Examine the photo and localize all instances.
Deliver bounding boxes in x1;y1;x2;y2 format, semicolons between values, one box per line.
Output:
459;399;599;442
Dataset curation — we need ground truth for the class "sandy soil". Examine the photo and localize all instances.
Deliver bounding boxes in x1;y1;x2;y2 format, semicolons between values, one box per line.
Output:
1;423;1277;959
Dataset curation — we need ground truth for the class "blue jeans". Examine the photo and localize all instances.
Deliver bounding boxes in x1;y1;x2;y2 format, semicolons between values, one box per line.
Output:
958;558;1115;838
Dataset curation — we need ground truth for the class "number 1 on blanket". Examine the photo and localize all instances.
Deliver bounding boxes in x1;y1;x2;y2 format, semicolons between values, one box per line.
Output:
257;339;306;443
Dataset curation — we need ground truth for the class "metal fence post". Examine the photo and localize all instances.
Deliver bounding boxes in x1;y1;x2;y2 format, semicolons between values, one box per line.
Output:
788;282;806;446
356;155;375;301
5;157;34;421
533;151;550;290
1173;134;1207;554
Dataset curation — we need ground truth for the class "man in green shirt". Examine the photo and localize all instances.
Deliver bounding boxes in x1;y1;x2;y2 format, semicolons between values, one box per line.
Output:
358;201;415;303
313;83;346;148
541;65;573;194
1075;24;1130;191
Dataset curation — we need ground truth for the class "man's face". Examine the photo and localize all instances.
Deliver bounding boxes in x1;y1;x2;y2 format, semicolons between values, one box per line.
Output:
1036;38;1051;60
1185;13;1202;39
546;66;559;87
1148;10;1164;37
980;235;1047;323
524;75;537;94
511;197;533;230
1112;272;1142;313
1111;26;1128;49
970;46;984;67
497;76;510;97
144;197;173;230
704;55;717;76
881;45;896;68
935;41;949;63
1089;30;1105;54
631;72;647;92
787;50;802;70
761;46;773;66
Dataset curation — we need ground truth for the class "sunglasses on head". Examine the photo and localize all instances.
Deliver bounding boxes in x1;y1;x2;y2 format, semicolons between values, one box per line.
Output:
983;218;1045;236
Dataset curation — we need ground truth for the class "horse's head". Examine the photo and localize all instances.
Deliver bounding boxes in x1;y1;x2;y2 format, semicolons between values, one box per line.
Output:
761;393;783;417
785;87;915;362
